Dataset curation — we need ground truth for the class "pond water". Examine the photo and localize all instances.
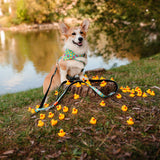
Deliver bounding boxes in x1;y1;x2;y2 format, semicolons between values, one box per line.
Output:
0;28;158;95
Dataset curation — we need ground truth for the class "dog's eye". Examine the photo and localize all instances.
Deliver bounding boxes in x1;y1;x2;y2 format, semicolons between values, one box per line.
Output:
72;32;76;35
80;31;83;34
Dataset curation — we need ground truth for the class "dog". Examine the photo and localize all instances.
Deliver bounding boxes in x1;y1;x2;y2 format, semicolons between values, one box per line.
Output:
43;19;90;96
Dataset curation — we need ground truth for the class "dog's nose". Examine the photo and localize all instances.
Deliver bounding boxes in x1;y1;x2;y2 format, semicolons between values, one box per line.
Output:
78;37;83;42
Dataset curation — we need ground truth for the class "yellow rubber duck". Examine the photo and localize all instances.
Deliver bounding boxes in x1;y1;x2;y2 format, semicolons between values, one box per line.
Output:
76;82;81;88
127;118;134;125
31;109;36;114
122;88;127;93
135;87;140;92
55;90;58;95
28;107;32;112
116;94;122;99
129;93;135;97
126;86;131;92
59;113;65;120
100;81;107;87
63;106;69;112
66;80;71;85
137;91;142;97
120;86;124;90
40;114;45;120
56;105;62;111
37;120;44;127
74;94;80;100
48;112;54;118
36;105;40;109
121;105;128;112
142;92;147;98
150;91;155;96
110;77;114;81
58;129;66;137
50;119;58;126
44;103;49;108
100;100;105;106
146;89;151;94
100;76;105;80
72;108;78;114
131;89;135;94
90;117;97;125
86;80;91;86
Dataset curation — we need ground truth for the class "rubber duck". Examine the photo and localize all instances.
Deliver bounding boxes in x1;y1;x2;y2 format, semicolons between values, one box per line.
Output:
59;113;65;120
150;91;155;96
129;93;135;97
131;89;135;94
90;117;97;125
120;86;124;90
63;106;69;112
142;92;147;98
55;90;58;95
110;77;114;81
36;105;40;109
28;107;32;112
58;129;66;137
66;80;71;85
137;91;142;97
100;100;105;107
48;112;54;118
126;86;131;92
51;119;58;126
44;103;49;108
56;105;62;111
31;109;36;114
38;120;44;127
81;82;86;85
146;89;151;94
116;94;122;99
76;82;81;88
135;87;140;92
74;94;80;100
121;105;128;112
100;76;105;80
100;81;107;87
86;80;91;86
127;118;134;125
122;88;127;93
40;114;45;120
84;74;88;78
72;108;78;114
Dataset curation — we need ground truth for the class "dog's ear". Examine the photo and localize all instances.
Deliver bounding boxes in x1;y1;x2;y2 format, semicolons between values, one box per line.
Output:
81;19;90;32
59;22;70;35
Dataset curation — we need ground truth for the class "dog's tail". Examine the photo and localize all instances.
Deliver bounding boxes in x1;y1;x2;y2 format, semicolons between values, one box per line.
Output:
43;65;61;95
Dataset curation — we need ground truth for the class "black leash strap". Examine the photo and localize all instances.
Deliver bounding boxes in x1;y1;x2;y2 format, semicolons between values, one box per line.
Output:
39;66;58;109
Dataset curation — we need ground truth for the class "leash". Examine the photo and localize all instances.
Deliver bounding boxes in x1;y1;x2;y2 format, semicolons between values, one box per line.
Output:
35;75;118;113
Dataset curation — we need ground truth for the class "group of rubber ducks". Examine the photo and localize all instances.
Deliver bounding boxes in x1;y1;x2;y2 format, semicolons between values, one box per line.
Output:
118;86;155;98
29;76;156;137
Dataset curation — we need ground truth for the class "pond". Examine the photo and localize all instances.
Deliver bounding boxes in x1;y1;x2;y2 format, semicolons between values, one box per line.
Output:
0;28;159;95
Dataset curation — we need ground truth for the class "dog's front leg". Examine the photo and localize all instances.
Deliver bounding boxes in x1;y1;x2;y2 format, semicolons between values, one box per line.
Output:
60;69;67;83
59;59;68;83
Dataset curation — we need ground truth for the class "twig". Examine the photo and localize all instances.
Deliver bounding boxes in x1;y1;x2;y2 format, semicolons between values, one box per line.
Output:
96;125;116;150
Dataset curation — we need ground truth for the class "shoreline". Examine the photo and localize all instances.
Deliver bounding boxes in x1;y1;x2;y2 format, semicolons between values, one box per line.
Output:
0;22;59;32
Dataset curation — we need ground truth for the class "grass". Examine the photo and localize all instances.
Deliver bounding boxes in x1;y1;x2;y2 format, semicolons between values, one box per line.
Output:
0;53;160;159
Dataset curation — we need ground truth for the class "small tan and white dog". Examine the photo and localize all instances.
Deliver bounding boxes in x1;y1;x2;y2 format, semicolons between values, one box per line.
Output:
43;19;90;95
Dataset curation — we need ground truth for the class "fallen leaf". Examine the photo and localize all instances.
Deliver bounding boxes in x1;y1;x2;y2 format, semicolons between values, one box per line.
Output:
3;150;14;155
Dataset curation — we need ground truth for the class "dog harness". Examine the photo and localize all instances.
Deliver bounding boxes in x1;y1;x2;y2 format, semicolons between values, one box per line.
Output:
59;49;86;66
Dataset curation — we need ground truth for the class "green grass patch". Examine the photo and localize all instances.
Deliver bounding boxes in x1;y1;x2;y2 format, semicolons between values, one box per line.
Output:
0;53;160;159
